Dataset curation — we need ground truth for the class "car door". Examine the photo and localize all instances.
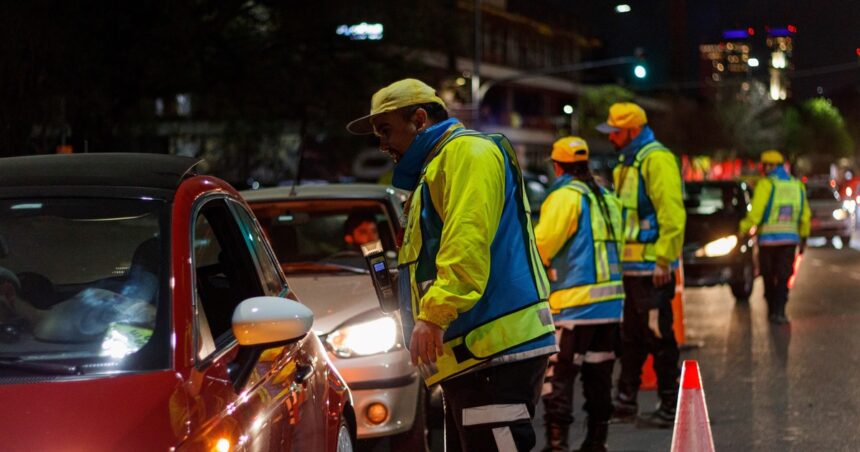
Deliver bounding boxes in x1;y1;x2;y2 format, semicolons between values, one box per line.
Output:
180;195;320;452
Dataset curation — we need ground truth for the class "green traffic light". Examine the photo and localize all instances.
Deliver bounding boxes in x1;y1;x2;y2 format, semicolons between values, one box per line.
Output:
634;64;647;79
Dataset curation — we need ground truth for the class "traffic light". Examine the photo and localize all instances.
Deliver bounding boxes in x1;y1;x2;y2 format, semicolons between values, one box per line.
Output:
633;47;647;79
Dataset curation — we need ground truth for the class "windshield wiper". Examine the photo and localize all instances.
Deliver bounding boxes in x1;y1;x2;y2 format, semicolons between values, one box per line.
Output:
0;358;82;375
283;262;369;275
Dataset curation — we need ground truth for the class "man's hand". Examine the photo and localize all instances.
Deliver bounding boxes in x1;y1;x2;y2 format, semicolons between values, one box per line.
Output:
799;238;807;255
652;264;672;287
410;320;445;366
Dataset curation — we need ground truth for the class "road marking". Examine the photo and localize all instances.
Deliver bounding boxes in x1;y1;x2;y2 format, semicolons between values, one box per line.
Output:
811;259;824;267
829;265;842;273
851;273;860;281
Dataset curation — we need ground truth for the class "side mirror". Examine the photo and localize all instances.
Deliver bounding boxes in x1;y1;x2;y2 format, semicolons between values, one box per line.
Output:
232;296;313;346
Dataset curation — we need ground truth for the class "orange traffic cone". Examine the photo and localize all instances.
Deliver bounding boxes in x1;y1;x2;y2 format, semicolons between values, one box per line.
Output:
670;360;715;452
641;264;686;390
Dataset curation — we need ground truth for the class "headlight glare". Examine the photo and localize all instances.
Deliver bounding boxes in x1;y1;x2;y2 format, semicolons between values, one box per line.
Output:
325;316;399;358
833;209;849;221
695;235;738;257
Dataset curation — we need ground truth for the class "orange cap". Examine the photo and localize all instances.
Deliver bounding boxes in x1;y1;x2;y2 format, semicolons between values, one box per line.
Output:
551;136;589;163
596;102;648;133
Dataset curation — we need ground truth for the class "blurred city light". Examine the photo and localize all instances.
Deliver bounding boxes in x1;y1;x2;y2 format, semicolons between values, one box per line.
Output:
634;64;647;79
563;104;574;114
336;22;383;40
455;77;466;86
615;4;631;13
748;58;759;67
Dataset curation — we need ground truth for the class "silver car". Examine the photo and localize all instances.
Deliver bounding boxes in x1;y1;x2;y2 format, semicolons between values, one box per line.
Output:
807;183;856;247
242;184;437;449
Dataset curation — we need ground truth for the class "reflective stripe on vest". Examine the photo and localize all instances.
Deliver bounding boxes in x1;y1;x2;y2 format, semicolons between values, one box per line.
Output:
614;141;672;267
398;127;555;386
761;178;804;239
548;181;624;317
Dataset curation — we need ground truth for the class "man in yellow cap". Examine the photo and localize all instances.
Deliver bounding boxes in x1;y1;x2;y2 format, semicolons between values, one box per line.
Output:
535;137;624;452
739;150;810;324
348;78;557;451
596;102;685;427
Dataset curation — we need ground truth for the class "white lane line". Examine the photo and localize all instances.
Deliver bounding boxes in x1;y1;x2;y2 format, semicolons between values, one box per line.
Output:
828;265;843;273
851;273;860;281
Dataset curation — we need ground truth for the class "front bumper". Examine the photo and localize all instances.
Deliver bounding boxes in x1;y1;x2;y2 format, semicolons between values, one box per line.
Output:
682;253;742;287
330;347;421;439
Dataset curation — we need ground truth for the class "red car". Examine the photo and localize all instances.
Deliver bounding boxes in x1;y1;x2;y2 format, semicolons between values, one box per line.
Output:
0;154;355;451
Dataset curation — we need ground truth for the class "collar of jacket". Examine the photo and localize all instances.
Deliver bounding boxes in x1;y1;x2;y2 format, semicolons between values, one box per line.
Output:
618;125;656;165
546;173;573;196
391;118;462;191
767;165;791;180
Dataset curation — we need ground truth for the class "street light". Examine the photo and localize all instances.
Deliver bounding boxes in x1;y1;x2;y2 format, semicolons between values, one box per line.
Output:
748;58;760;68
563;104;574;114
615;4;632;13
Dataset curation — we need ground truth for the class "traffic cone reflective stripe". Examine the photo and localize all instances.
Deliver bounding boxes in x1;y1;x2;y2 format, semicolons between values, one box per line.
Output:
670;360;715;452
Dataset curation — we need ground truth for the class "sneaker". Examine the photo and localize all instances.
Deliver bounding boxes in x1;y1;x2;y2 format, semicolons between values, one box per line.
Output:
636;406;675;429
610;399;638;424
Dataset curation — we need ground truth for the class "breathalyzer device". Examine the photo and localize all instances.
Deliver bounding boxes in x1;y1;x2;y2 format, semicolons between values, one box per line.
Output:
361;240;399;313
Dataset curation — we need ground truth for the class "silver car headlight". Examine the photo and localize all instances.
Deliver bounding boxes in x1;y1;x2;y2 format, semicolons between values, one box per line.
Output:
833;208;849;221
325;316;400;358
695;235;738;258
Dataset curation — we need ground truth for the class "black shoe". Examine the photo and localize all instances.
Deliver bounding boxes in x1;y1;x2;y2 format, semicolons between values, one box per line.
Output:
769;314;789;325
610;399;637;424
636;406;675;429
542;423;569;452
577;420;609;452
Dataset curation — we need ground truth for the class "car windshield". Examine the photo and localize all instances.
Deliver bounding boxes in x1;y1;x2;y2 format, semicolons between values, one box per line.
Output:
250;199;396;273
0;197;169;378
808;186;838;201
684;183;740;215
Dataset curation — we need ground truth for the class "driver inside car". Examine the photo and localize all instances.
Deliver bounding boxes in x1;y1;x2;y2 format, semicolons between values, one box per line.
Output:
343;212;380;249
0;265;156;345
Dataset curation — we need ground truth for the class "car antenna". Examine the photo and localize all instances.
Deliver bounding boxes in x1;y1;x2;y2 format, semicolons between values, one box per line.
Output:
288;143;305;197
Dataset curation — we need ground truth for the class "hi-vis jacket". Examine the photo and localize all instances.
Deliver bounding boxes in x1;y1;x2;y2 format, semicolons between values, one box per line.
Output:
535;179;625;326
397;123;557;386
739;166;810;246
612;140;686;275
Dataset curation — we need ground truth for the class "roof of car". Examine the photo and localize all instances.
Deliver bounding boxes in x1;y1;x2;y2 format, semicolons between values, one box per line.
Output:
241;183;405;202
0;153;201;190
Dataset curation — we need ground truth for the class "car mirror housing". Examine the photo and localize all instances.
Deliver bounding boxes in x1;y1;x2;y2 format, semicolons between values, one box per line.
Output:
232;297;314;346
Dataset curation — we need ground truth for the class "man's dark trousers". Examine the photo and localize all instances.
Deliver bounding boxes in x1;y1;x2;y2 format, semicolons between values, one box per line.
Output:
759;244;797;317
441;356;549;451
617;274;679;408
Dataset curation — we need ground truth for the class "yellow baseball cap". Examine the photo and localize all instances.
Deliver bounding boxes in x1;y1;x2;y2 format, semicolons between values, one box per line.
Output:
596;102;648;133
761;150;785;164
347;78;447;135
551;136;590;163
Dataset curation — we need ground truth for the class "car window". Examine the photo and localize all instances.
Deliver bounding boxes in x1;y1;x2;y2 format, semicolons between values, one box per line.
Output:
250;199;395;273
684;184;735;215
228;200;285;296
192;198;266;361
0;197;170;377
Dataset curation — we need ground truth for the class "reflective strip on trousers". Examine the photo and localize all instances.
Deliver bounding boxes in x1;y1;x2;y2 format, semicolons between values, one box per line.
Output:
572;351;616;366
492;427;518;452
462;403;531;426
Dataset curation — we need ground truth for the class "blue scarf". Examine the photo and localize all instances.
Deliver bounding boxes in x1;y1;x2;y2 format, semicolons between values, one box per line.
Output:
768;165;790;180
619;125;656;165
391;118;461;191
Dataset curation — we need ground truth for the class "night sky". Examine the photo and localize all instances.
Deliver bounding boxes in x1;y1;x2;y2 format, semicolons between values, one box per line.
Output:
556;0;859;99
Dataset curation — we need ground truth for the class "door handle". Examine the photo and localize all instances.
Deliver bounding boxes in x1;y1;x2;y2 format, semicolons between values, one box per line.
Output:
295;362;314;384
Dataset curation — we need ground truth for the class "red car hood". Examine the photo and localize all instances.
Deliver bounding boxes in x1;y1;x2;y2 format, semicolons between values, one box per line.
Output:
0;370;186;452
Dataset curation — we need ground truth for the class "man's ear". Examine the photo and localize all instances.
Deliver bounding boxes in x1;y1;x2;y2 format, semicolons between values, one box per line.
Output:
412;108;429;132
345;235;355;245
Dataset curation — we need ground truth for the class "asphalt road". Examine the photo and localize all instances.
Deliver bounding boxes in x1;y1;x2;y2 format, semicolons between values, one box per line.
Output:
532;237;860;451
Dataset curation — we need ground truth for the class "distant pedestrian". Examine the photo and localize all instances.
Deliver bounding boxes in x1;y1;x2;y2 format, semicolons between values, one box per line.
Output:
738;150;810;324
536;137;625;452
598;102;686;428
347;78;557;451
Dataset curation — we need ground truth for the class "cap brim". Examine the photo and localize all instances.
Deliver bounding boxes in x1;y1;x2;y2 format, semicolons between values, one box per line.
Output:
595;122;620;134
346;114;377;135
